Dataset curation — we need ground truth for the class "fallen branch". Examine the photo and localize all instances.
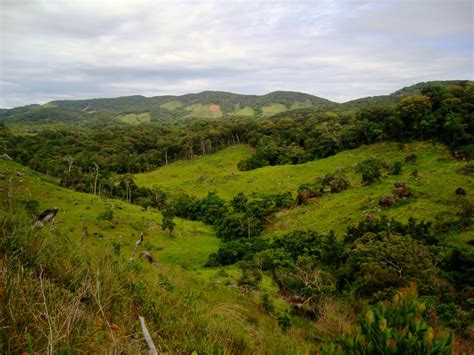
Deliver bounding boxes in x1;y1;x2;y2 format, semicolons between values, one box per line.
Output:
139;316;158;355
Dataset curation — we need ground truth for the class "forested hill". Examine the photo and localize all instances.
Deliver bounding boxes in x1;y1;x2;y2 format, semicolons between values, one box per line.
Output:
0;80;469;124
48;90;337;118
341;80;469;109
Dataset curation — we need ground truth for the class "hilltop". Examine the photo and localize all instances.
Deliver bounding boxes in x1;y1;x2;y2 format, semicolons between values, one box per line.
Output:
1;80;469;125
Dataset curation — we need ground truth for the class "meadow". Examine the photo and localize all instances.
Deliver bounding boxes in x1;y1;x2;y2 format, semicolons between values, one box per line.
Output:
136;141;473;239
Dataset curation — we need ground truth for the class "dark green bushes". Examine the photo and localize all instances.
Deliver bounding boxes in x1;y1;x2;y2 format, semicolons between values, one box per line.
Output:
356;158;385;185
296;183;324;205
317;170;350;192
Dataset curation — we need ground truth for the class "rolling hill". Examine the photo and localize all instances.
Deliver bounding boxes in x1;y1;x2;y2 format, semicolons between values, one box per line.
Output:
1;79;473;353
135;142;473;240
0;158;313;353
2;80;469;125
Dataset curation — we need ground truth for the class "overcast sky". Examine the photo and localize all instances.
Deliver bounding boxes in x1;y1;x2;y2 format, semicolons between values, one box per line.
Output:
0;0;472;108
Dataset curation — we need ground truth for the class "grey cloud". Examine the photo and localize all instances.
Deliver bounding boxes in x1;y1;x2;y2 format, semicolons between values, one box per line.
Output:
0;0;472;107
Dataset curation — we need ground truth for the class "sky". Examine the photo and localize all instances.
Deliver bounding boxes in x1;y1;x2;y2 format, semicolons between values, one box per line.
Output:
0;0;472;108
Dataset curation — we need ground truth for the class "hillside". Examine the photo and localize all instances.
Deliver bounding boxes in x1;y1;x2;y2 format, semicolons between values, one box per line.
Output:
1;80;468;125
0;159;313;353
341;80;469;109
135;142;473;239
2;79;473;353
48;90;337;120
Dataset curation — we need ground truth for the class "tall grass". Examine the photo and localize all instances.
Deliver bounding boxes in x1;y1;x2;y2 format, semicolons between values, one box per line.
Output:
0;170;305;353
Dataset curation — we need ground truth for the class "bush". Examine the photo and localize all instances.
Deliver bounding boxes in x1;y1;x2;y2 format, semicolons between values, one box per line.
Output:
205;238;269;266
391;161;403;175
356;158;384;185
318;171;350;193
277;314;291;332
97;206;114;221
322;284;452;354
260;293;275;314
297;183;324;205
193;192;228;225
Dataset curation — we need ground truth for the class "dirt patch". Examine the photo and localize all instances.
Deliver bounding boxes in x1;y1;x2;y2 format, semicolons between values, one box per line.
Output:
209;104;221;113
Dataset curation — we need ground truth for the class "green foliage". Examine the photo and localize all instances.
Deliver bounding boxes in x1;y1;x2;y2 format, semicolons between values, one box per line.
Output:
161;208;176;237
322;284;452;354
97;205;114;221
206;238;269;266
317;170;350;192
297;183;324;205
346;234;440;300
277;314;291;332
260;293;275;314
238;261;263;288
356;158;384;185
391;161;403;175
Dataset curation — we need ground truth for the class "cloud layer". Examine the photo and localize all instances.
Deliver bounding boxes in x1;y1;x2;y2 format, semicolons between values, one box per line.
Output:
1;0;472;107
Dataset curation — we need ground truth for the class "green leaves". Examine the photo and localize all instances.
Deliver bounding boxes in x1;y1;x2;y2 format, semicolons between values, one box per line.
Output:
322;284;453;354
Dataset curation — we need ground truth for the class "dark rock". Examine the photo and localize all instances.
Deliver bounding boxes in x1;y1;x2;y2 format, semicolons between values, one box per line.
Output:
379;195;398;207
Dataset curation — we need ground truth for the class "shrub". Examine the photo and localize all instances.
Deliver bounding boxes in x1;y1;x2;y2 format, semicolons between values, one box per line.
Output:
277;314;291;332
318;171;350;193
391;161;403;175
321;284;452;354
297;183;324;205
260;293;275;314
97;206;114;221
356;158;384;185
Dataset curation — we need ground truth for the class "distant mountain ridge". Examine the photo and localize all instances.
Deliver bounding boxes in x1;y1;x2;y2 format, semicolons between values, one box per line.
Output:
1;80;469;124
47;90;337;117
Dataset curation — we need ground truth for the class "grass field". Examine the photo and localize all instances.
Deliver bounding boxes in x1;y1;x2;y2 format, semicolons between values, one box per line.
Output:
290;100;313;110
117;112;151;124
184;103;223;118
261;103;287;116
135;142;473;240
160;100;184;111
234;106;255;116
0;159;314;353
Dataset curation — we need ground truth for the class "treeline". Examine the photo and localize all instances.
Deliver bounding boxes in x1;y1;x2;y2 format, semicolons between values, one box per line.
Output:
238;82;473;170
0;118;254;197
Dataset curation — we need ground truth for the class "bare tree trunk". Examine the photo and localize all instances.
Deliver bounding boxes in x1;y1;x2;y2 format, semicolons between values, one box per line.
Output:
93;163;99;195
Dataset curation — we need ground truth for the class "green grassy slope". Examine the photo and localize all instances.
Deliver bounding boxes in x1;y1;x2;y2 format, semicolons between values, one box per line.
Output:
135;142;473;240
0;159;217;270
0;159;312;353
118;112;151;124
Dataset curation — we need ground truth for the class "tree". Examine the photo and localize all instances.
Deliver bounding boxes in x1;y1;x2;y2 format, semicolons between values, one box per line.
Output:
347;234;441;298
356;158;384;185
396;95;432;138
92;162;99;195
151;186;167;210
161;208;176;237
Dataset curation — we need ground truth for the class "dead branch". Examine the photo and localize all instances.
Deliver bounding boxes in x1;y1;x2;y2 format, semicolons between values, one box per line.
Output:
139;316;158;355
